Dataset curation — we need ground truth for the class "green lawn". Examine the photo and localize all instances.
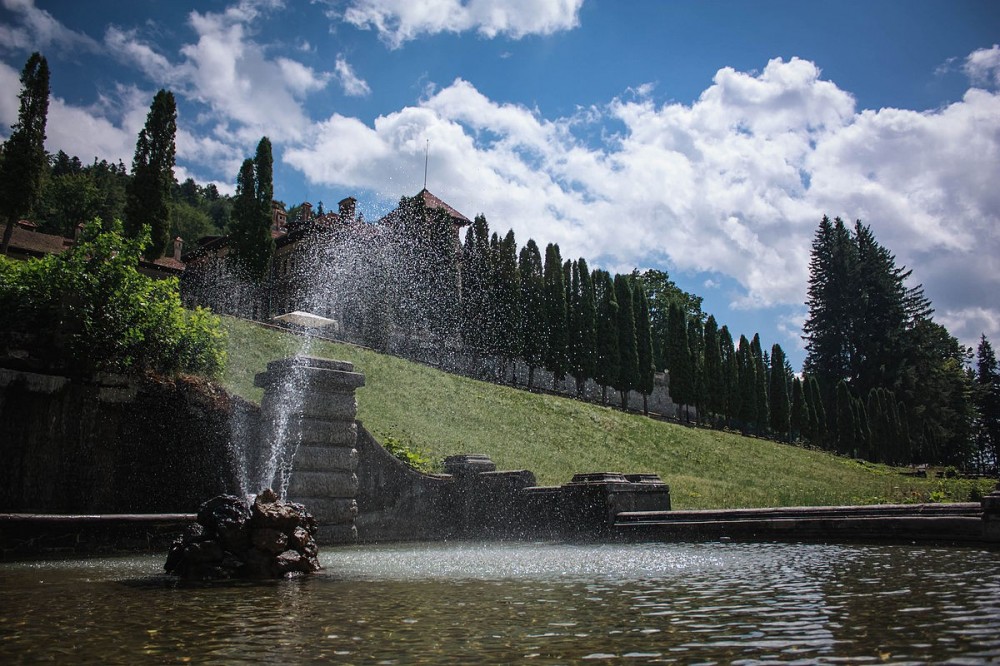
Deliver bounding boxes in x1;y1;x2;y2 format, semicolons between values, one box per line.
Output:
221;317;993;509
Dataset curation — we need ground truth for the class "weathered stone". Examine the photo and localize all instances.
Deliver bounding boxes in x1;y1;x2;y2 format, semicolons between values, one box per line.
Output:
315;523;357;545
251;493;312;533
251;527;288;554
293;498;357;524
277;418;357;446
197;495;252;551
444;454;497;476
288;526;312;550
261;392;358;422
292;445;358;473
183;539;223;564
287;471;359;498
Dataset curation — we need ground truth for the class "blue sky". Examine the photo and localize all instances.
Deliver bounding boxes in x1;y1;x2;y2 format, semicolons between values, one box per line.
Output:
2;0;999;370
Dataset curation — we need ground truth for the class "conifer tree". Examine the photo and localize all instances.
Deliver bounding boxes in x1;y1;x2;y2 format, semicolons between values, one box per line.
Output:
543;243;568;387
495;229;520;380
835;380;856;455
751;333;770;435
633;279;655;414
666;303;692;419
125;89;177;259
228;137;275;282
769;343;791;440
576;258;597;392
974;335;1000;471
808;375;827;446
719;325;738;427
518;240;545;389
593;270;619;404
703;316;723;420
614;273;639;410
687;317;705;424
1;52;50;256
790;377;808;442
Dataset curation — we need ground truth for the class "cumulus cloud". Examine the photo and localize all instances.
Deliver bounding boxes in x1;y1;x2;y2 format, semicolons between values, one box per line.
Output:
342;0;584;48
284;56;1000;349
0;0;99;53
334;54;371;97
964;44;1000;88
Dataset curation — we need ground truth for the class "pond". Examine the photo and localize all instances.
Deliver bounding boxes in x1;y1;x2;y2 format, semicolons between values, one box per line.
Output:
1;540;998;663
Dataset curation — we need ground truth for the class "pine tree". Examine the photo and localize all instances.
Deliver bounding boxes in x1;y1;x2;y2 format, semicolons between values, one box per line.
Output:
633;278;655;414
769;343;791;440
543;243;568;388
518;240;545;389
614;273;639;410
1;52;50;256
974;335;1000;472
124;89;176;259
593;270;619;404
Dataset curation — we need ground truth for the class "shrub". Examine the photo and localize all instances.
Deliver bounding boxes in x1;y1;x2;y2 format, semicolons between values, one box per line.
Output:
0;218;226;376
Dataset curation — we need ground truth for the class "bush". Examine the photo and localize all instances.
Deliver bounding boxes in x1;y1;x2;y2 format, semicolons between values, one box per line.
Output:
0;218;226;376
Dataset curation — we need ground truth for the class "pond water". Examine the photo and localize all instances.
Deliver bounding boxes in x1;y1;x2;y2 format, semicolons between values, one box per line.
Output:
1;540;998;664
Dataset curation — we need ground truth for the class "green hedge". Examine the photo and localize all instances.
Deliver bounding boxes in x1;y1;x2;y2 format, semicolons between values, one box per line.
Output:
0;219;226;376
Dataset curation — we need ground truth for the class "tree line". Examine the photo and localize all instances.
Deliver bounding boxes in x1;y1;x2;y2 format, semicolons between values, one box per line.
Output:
2;52;997;472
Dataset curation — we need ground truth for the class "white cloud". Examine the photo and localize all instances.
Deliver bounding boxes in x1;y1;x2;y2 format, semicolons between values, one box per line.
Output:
0;0;99;53
334;54;371;97
964;44;1000;88
342;0;584;48
104;26;177;83
284;56;1000;351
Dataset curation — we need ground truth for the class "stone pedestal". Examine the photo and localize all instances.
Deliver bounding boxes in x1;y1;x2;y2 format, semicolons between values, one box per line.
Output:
255;357;365;544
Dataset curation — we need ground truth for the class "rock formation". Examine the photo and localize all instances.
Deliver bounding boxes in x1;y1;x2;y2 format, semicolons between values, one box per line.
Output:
165;489;321;579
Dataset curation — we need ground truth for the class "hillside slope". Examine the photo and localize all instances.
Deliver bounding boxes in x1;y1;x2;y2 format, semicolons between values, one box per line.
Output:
220;318;989;509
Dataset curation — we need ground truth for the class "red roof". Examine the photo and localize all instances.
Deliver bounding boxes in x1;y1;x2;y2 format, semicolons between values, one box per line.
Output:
419;189;470;225
4;225;73;258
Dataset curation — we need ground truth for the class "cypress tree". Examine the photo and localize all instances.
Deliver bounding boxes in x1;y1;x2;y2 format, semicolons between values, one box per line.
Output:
719;325;738;427
543;243;568;388
633;278;655;414
1;52;50;256
666;303;692;420
577;258;597;391
790;377;807;443
687;317;705;423
228;137;275;283
703;315;723;421
736;336;756;433
769;343;791;440
495;229;520;380
808;375;827;447
518;240;545;389
835;380;856;455
593;270;619;404
125;89;176;259
614;273;639;410
751;334;770;435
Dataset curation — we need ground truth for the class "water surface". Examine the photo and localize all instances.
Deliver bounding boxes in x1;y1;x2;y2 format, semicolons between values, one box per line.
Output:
1;541;998;663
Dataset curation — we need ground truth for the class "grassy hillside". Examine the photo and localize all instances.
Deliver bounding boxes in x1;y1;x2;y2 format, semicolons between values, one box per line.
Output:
221;317;992;509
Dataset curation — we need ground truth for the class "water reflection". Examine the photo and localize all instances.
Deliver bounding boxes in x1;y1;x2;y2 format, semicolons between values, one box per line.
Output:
1;541;997;663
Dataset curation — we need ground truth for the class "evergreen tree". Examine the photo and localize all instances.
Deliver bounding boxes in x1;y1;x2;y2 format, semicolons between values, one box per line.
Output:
703;315;723;420
124;89;177;259
736;336;756;433
1;52;50;255
614;273;639;409
576;258;597;392
974;335;1000;473
666;303;692;419
495;229;520;380
633;278;655;414
460;215;492;354
228;137;275;282
593;270;619;404
790;377;808;443
687;317;705;423
808;375;827;446
543;243;568;387
835;380;856;455
769;343;791;440
719;325;738;427
518;240;545;389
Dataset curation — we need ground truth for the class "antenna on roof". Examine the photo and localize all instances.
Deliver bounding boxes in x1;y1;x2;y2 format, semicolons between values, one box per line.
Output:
423;139;429;190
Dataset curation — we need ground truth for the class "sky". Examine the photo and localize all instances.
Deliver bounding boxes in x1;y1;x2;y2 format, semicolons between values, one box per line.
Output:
2;0;999;371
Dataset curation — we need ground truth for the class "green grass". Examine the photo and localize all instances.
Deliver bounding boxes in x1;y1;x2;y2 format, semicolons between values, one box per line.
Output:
221;317;994;510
